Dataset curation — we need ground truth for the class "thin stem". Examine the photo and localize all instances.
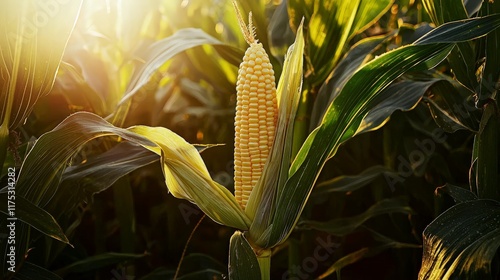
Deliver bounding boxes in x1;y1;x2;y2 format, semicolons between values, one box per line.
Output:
174;214;205;280
257;249;271;280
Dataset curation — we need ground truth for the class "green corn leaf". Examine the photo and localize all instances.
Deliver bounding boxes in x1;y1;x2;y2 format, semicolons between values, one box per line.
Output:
422;78;480;132
317;247;374;279
272;43;449;247
40;142;158;262
229;231;261;280
422;0;476;90
435;183;478;203
16;113;153;207
0;112;154;273
349;0;394;39
0;0;83;169
287;0;314;33
313;165;396;195
54;252;146;277
473;103;499;200
0;0;83;129
414;15;500;44
0;193;69;244
310;34;395;128
110;28;243;126
13;262;63;280
465;0;483;16
305;0;393;86
57;142;157;200
318;229;421;279
477;0;500;106
268;0;295;56
298;197;413;236
422;0;468;24
355;79;440;134
419;199;500;280
265;14;500;248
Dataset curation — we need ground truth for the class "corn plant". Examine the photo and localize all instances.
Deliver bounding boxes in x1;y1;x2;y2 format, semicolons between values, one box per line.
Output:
1;0;500;279
415;0;500;279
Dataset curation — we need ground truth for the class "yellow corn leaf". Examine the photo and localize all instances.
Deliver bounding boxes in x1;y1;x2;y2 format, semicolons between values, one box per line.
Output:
129;126;251;230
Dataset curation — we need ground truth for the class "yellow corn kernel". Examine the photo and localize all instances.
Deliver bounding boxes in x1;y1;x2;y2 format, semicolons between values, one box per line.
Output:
233;5;277;209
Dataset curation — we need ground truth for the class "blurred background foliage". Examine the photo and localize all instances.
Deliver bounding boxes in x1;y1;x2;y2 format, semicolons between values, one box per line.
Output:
1;0;499;279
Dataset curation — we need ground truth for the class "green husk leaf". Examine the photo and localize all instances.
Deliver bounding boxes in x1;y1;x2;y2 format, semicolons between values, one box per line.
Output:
229;231;261;280
247;19;305;240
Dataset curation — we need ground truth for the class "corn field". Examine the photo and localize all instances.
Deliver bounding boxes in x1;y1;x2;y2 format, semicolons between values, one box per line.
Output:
1;0;499;279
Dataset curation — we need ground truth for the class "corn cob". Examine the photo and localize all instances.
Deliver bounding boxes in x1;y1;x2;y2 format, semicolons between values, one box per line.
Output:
233;6;277;209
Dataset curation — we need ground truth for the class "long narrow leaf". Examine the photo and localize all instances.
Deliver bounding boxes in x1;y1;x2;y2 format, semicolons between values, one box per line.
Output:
14;262;63;280
421;0;477;89
0;193;68;244
310;34;394;128
0;0;83;129
111;28;243;125
54;252;146;277
306;0;393;85
16;113;153;207
298;197;413;236
266;14;500;248
419;200;500;279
